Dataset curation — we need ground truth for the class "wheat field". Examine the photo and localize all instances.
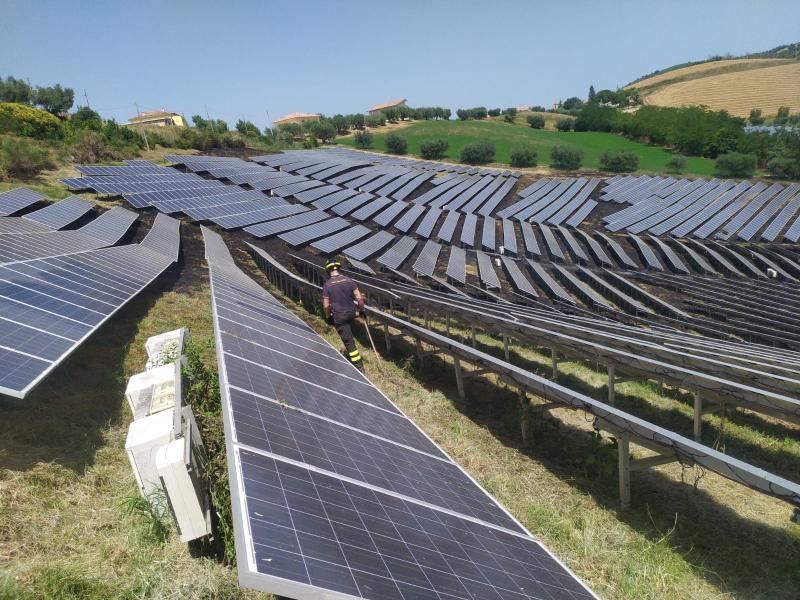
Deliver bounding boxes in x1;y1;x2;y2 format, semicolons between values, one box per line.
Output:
628;58;793;89
640;61;800;117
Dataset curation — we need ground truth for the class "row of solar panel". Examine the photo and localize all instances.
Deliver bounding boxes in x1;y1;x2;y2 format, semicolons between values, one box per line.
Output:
202;227;596;600
602;176;800;241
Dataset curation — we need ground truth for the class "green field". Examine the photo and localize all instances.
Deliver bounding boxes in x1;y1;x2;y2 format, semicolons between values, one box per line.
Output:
336;120;715;175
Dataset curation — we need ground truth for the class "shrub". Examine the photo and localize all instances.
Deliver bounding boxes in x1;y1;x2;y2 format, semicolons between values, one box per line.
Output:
666;155;688;174
749;108;765;126
70;130;117;163
774;106;790;125
0;102;62;139
555;118;574;132
599;150;639;172
714;152;757;177
353;130;373;149
510;146;537;168
419;138;448;159
366;113;385;128
385;133;407;154
460;141;495;164
767;156;800;179
550;145;583;170
311;120;336;143
488;108;501;117
503;107;517;123
0;136;55;179
526;114;545;129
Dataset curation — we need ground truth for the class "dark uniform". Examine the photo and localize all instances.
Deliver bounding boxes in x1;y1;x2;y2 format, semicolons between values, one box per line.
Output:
322;273;363;369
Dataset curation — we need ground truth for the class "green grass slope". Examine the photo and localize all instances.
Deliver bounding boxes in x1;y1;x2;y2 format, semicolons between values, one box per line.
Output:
337;120;715;175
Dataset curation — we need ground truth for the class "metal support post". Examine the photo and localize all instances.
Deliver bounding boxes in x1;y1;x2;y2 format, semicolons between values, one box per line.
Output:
693;393;703;441
471;325;476;348
503;334;510;362
383;323;391;352
453;357;465;404
618;432;631;509
551;348;558;380
416;336;424;366
608;364;616;406
518;391;530;444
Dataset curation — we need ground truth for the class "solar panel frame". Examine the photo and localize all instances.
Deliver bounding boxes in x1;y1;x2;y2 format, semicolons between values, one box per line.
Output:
0;188;46;216
376;236;417;270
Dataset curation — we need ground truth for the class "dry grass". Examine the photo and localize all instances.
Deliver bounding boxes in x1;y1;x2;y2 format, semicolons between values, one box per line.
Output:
640;61;800;117
488;111;568;131
628;58;795;90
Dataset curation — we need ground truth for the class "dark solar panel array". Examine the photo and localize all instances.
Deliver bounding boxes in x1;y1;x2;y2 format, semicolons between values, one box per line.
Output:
311;225;372;254
446;246;466;284
460;213;478;248
343;231;396;261
0;215;179;398
279;217;350;247
412;240;442;277
475;251;501;289
500;256;537;297
377;236;417;270
481;217;496;252
23;196;94;229
436;210;461;244
415;207;442;239
245;210;330;238
77;206;138;244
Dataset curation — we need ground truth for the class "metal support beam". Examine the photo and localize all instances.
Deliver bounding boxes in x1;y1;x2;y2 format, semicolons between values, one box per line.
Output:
608;363;616;406
383;323;391;353
551;348;558;380
446;315;450;337
618;432;631;510
470;325;476;348
415;336;424;366
503;334;510;362
693;393;703;441
519;391;530;444
454;357;465;404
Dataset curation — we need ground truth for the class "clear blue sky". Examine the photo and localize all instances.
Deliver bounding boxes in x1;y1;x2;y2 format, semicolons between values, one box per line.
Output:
2;0;798;129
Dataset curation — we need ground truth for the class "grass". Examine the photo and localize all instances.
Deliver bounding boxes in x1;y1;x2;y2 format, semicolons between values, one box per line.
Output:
336;119;715;175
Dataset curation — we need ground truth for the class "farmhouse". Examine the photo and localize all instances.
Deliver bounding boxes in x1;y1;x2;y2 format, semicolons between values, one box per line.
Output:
368;98;407;114
126;109;186;127
273;111;320;126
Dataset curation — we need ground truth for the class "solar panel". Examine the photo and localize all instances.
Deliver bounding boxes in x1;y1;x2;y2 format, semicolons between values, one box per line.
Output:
311;225;372;254
500;256;537;297
123;184;253;209
279;217;350;247
436;211;461;244
647;236;689;274
627;234;663;271
481;217;496;252
343;231;396;261
203;229;595;600
139;213;181;262
0;188;45;216
573;230;613;267
475;251;501;289
293;184;343;203
415;207;442;239
77;206;138;244
372;200;409;227
245;210;330;238
313;188;361;211
0;218;179;398
377;236;418;270
412;240;442;277
393;204;426;233
593;232;638;269
518;221;541;258
446;246;466;284
23;196;94;229
214;204;309;230
525;260;575;304
477;177;518;217
538;225;565;262
332;192;375;217
555;227;589;264
0;231;106;264
349;197;392;221
551;265;612;309
501;219;517;256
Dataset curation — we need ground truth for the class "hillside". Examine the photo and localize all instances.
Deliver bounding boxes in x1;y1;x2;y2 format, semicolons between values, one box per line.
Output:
336;119;715;174
627;57;800;118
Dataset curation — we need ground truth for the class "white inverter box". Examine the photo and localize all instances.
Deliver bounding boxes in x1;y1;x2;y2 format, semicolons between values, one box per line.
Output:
125;408;175;498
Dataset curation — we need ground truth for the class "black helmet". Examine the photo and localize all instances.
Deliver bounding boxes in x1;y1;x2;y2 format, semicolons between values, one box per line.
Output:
324;257;341;272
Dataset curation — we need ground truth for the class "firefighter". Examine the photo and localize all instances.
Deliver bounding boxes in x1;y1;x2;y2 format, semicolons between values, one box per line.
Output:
322;258;366;371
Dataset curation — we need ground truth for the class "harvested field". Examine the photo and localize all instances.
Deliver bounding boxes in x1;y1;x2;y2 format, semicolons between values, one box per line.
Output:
628;58;795;90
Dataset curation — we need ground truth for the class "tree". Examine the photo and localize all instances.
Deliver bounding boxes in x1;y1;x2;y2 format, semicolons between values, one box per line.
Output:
599;150;639;172
34;84;74;114
419;138;448;159
442;108;452;120
366;113;385;128
766;131;800;179
488;108;501;117
353;130;373;149
510;146;537;168
749;108;765;126
503;107;517;123
191;114;208;129
555;118;574;132
561;97;584;110
397;105;411;120
235;119;259;136
385;133;407;154
384;108;399;123
331;114;349;134
72;105;103;130
311;120;336;143
775;106;790;125
459;141;495;164
550;145;583;170
277;122;302;142
456;109;469;120
588;85;596;102
666;155;688;174
0;76;34;104
714;152;757;177
350;113;365;129
526;114;545;129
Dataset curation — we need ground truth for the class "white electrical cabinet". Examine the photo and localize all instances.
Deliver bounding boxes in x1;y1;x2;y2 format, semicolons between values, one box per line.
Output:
125;408;176;497
125;361;179;420
145;328;188;370
156;409;212;542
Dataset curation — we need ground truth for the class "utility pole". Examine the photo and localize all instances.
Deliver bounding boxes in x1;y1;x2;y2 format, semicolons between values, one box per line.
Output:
83;89;91;109
205;104;216;133
134;102;150;151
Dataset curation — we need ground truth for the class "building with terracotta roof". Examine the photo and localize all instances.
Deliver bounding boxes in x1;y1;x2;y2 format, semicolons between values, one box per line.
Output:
126;109;186;127
368;98;407;114
273;112;320;126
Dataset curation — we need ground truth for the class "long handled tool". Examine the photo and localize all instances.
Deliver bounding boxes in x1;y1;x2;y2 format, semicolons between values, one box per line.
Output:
361;312;385;374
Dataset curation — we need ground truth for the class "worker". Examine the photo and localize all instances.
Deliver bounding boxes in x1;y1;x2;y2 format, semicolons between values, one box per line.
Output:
322;258;366;371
